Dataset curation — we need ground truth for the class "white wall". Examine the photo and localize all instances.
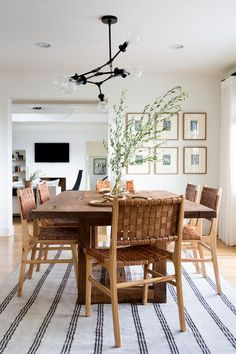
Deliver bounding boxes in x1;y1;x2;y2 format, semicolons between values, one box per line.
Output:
12;122;107;190
107;74;221;194
0;72;221;236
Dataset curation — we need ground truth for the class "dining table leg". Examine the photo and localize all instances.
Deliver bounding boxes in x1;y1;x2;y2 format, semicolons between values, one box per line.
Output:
77;220;91;304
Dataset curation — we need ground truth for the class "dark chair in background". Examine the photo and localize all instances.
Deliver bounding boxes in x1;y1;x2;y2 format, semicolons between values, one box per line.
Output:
71;170;83;191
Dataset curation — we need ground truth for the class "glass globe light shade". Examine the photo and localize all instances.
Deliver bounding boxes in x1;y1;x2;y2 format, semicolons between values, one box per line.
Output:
97;100;108;113
126;30;141;45
125;65;142;79
54;74;77;94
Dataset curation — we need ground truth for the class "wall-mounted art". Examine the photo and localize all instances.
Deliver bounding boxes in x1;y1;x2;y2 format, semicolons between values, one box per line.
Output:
126;148;150;174
183;112;207;140
183;146;207;174
93;157;107;175
154;147;178;174
126;113;150;134
155;113;179;140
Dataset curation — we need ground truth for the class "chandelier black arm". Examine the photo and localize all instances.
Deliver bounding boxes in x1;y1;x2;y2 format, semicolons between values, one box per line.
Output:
65;16;134;103
70;42;129;81
87;74;113;86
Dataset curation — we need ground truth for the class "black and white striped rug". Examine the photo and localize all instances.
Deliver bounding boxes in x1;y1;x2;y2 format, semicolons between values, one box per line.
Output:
0;252;236;354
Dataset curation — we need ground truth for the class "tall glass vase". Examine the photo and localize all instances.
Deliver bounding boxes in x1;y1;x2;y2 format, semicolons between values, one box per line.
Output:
111;167;126;196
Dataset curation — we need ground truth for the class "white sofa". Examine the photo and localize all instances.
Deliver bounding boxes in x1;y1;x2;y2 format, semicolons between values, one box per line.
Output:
12;181;61;215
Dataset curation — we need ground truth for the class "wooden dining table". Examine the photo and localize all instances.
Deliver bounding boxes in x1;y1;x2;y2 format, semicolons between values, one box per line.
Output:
30;190;216;304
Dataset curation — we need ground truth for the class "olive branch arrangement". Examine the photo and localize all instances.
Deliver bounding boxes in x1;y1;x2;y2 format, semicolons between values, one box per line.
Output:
29;170;41;182
106;86;188;194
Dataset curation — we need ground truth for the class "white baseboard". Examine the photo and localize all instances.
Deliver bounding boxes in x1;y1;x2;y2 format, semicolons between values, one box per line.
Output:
0;226;14;237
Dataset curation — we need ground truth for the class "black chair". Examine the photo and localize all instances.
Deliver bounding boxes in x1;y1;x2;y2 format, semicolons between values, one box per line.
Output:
71;170;83;190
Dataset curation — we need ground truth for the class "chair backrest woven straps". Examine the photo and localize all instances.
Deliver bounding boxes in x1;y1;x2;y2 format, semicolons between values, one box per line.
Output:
96;180;111;191
185;183;199;202
200;186;220;211
17;187;36;221
116;197;183;246
38;182;50;204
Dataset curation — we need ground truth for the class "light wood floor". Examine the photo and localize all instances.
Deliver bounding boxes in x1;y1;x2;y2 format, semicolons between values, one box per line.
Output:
0;219;236;290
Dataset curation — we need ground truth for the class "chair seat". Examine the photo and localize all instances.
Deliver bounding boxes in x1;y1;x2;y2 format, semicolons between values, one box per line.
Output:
183;225;201;240
38;227;79;241
86;245;171;266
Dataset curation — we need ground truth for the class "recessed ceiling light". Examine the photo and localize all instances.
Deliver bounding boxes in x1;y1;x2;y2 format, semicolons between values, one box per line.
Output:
170;43;184;50
35;42;51;48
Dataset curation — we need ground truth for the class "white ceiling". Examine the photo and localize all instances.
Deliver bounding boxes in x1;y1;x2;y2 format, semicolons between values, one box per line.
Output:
2;0;236;76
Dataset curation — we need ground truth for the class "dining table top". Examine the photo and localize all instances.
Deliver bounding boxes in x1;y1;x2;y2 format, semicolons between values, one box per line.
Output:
30;190;217;220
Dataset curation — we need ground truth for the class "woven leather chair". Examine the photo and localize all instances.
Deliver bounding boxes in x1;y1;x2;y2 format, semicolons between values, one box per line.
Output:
36;182;80;270
37;181;50;204
96;179;111;192
17;187;79;296
184;183;200;271
94;180;112;248
37;182;79;227
182;186;222;294
185;182;200;203
85;196;186;347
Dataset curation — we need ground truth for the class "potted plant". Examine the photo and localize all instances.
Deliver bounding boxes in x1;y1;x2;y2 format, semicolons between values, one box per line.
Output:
24;170;41;188
107;86;188;195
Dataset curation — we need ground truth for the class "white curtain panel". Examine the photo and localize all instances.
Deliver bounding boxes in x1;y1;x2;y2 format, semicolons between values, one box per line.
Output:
219;77;236;245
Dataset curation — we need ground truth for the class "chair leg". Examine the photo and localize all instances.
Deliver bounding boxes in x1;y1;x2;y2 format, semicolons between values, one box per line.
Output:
36;243;44;272
192;242;200;273
109;266;121;348
17;247;29;296
143;263;151;305
174;261;186;332
71;244;79;291
28;246;37;279
198;244;207;277
210;237;222;294
85;256;93;317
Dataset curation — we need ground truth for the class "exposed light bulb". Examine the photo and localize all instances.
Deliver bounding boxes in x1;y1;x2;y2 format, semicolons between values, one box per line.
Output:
126;30;141;45
125;65;142;78
97;101;108;113
54;74;77;94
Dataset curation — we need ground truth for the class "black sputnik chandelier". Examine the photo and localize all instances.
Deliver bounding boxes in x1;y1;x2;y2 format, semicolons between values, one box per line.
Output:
56;15;141;111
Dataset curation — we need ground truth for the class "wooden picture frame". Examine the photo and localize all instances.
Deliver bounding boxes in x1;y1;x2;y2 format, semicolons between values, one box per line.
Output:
126;148;150;175
183;113;207;140
183;147;207;174
126;112;150;134
155;113;179;140
154;147;178;174
93;157;107;175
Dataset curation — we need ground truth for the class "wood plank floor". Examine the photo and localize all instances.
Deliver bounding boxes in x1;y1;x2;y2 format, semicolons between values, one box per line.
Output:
0;218;236;290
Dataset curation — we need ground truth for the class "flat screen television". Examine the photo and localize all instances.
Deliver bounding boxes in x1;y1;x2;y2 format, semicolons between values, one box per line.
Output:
34;143;70;163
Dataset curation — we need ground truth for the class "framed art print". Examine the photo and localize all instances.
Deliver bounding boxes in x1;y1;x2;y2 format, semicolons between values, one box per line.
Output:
93;157;107;175
154;147;178;174
183;113;207;140
183;147;207;174
126;148;150;174
155;113;179;140
126;113;150;134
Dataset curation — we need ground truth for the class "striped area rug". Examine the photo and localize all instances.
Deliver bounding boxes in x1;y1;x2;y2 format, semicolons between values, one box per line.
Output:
0;252;236;354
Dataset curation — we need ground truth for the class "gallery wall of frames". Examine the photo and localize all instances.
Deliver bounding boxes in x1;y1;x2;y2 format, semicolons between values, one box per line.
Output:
126;112;207;175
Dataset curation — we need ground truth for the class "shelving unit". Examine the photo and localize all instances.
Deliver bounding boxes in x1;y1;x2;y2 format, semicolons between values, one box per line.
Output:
12;149;26;182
